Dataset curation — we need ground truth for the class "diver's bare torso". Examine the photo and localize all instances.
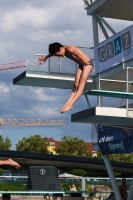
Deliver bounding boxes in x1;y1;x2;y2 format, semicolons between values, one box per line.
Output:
38;44;94;113
64;46;90;66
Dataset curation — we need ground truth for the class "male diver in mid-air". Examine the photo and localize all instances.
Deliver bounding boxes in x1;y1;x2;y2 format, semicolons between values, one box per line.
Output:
38;42;94;113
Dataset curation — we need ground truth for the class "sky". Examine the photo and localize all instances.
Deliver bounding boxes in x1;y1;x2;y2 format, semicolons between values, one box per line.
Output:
0;0;132;150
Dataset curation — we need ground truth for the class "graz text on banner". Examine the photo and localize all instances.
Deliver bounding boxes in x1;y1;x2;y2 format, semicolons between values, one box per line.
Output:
94;25;133;73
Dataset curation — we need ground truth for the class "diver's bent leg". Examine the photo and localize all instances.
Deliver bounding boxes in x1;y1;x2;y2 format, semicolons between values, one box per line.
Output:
61;68;82;111
61;65;93;113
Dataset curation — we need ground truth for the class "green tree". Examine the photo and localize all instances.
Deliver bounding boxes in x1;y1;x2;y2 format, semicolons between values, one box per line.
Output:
54;136;91;157
95;152;133;163
16;134;50;154
93;150;133;163
114;171;121;177
109;153;133;163
0;135;11;150
108;154;118;161
0;168;3;175
72;169;87;176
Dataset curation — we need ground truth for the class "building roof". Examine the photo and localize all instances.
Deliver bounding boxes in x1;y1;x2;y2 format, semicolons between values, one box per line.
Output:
85;142;96;152
48;138;56;142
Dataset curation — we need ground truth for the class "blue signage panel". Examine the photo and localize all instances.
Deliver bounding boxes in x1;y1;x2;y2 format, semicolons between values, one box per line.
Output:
98;125;133;155
94;25;133;73
114;36;122;56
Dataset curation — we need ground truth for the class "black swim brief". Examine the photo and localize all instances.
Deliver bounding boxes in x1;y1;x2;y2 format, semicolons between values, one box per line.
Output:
78;60;94;70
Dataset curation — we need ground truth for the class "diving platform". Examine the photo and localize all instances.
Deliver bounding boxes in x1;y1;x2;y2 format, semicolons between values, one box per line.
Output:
13;70;96;90
13;62;133;93
83;90;133;99
71;106;133;126
85;0;133;21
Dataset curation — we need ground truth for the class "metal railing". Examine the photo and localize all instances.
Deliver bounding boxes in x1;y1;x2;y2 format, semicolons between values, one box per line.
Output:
0;190;115;200
0;175;132;184
34;47;95;76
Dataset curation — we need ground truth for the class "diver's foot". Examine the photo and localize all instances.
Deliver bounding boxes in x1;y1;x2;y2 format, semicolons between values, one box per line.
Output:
61;103;68;112
7;158;20;169
61;104;73;113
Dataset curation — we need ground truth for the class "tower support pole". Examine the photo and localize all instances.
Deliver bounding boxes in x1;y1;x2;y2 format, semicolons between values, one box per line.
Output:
103;155;122;200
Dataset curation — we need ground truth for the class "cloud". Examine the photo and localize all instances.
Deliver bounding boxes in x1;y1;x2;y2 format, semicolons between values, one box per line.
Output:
0;8;56;32
0;0;94;67
0;83;10;93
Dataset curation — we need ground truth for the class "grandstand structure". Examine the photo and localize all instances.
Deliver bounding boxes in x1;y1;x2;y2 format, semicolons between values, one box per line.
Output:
12;0;133;199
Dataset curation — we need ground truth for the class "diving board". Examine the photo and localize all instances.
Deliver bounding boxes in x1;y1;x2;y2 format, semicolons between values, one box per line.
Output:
13;70;96;90
83;90;133;99
86;0;133;21
71;106;133;126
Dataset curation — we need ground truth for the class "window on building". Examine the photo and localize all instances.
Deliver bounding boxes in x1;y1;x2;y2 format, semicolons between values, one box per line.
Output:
50;142;54;146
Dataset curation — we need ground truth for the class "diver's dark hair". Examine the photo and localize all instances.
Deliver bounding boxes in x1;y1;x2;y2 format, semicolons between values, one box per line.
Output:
122;178;126;182
49;42;63;55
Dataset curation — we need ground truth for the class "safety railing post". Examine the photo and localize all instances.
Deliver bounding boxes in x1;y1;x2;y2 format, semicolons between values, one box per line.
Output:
98;73;101;106
48;57;50;73
126;67;129;117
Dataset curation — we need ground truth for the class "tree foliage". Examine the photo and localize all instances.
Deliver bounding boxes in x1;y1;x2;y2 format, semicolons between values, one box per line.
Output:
0;184;26;191
114;171;121;177
0;168;3;175
72;169;87;176
16;134;50;154
0;135;11;150
95;150;133;164
54;136;91;157
109;153;133;163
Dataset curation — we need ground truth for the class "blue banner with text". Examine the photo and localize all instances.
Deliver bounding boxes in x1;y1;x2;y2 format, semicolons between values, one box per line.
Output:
98;125;133;155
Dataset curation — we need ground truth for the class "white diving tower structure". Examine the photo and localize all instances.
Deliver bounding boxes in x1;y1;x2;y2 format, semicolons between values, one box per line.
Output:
13;1;133;199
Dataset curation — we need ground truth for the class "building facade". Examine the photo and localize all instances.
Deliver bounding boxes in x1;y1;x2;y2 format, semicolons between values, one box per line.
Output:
47;137;97;156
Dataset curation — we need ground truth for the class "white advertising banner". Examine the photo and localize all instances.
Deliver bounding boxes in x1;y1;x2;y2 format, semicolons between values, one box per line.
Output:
94;25;133;73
